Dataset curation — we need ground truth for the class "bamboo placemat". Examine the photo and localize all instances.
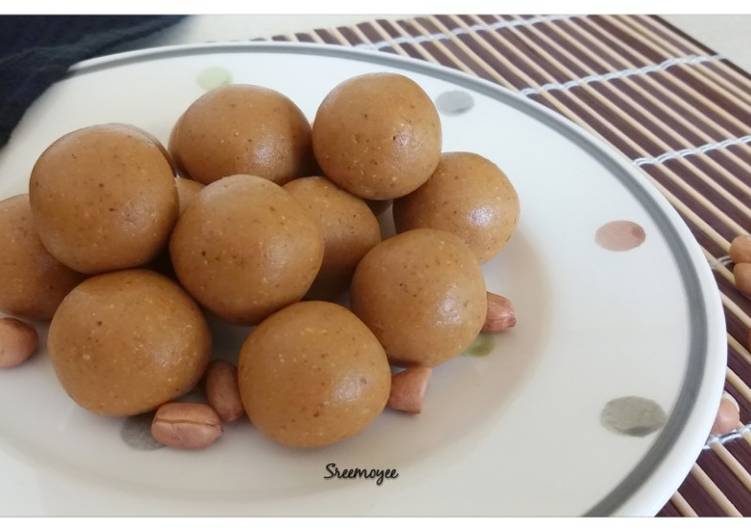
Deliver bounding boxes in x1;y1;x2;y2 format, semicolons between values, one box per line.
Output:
268;14;751;516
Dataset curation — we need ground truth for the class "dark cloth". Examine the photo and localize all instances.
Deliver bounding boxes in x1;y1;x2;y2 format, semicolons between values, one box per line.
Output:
0;15;184;147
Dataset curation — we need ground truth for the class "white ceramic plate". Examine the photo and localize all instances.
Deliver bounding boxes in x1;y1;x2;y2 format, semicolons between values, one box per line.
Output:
0;42;726;517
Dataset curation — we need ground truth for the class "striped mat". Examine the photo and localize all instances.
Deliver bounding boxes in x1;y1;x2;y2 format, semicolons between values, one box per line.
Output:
268;14;751;517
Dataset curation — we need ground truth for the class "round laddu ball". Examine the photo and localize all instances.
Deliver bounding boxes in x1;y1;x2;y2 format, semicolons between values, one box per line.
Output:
238;301;391;448
0;195;84;320
169;174;324;324
284;176;381;299
169;84;314;185
312;73;442;200
48;269;211;416
394;152;520;262
29;124;179;274
351;228;487;367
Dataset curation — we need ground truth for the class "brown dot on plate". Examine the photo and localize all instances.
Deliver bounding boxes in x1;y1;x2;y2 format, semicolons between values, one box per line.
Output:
601;396;666;437
595;220;646;251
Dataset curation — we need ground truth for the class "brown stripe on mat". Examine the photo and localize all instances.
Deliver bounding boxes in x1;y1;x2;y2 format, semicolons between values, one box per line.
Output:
607;79;709;146
616;15;695;55
326;26;358;48
566;17;647;67
696;233;730;260
726;145;751;169
593;84;711;155
356;21;395;54
530;18;751;188
555;18;750;147
502;15;593;77
396;19;456;68
709;443;751;506
313;28;340;45
387;20;444;64
718;289;751;328
335;26;364;46
726;439;751;472
698;449;751;512
431;15;522;86
374;19;425;61
644;74;750;138
722;299;751;343
640;164;736;241
449;16;538;90
466;16;553;86
658;500;682;517
360;20;401;54
651;163;749;239
532;18;619;74
685;156;751;208
677;467;734;516
588;16;670;64
610;16;751;120
657;158;751;229
699;61;751;102
567;87;664;152
293;32;315;43
547;17;629;71
412;17;500;83
706;151;751;186
474;14;498;25
576;18;751;139
726;378;751;425
490;20;574;82
626;77;737;141
493;16;751;218
668;72;751;127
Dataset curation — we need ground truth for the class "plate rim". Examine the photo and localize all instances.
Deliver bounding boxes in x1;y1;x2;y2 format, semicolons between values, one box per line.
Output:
14;41;729;516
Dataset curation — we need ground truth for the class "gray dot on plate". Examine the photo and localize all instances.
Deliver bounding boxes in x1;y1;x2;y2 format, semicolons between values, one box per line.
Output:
121;414;164;450
601;396;667;437
436;90;475;115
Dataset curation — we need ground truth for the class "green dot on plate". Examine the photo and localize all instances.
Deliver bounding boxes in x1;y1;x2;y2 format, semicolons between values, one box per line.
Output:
197;66;233;91
464;334;495;357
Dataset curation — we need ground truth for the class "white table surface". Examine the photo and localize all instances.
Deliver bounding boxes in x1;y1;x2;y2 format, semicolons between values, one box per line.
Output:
118;15;751;74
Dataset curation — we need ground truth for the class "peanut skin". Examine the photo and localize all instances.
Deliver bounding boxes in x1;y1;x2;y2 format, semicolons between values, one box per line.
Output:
711;393;741;435
205;360;245;422
388;367;432;414
0;317;39;368
482;292;517;333
151;402;223;449
734;263;751;297
730;235;751;264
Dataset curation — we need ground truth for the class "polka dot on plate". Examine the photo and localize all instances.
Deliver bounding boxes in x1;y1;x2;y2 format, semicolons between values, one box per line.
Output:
464;334;495;357
595;220;646;251
600;396;666;437
196;66;233;92
435;90;475;115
